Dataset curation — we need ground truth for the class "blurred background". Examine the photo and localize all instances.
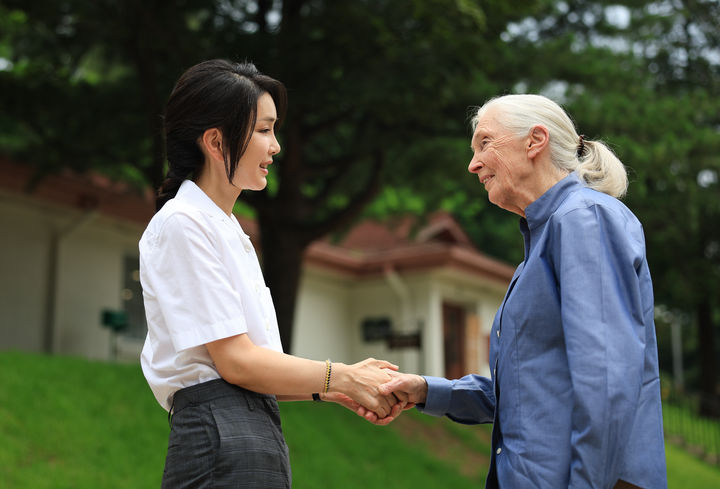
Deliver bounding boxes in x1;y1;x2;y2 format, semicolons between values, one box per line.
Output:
0;0;719;487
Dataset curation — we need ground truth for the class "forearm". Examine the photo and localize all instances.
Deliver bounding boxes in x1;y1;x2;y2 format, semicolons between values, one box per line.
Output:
420;375;495;424
277;394;313;401
208;335;344;396
278;392;333;402
205;334;396;419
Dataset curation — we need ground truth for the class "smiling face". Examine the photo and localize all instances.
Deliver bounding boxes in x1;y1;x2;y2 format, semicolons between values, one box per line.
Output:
467;107;532;216
231;92;281;191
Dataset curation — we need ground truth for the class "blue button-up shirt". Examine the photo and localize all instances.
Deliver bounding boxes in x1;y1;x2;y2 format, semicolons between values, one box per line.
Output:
421;173;667;488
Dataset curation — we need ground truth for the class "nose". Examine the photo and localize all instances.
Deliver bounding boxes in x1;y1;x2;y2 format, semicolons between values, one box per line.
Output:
270;134;281;156
468;155;482;174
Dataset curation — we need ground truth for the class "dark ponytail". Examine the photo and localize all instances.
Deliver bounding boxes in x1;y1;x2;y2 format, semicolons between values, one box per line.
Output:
156;59;287;211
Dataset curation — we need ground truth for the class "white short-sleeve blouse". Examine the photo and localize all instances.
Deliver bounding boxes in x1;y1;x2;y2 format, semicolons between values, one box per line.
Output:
139;180;283;411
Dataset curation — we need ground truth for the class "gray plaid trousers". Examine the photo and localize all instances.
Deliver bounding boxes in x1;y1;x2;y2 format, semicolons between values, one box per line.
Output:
162;379;291;488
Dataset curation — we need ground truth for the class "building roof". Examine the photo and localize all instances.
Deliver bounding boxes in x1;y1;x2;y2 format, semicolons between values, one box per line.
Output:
336;212;475;251
302;213;515;285
0;157;155;225
1;158;515;285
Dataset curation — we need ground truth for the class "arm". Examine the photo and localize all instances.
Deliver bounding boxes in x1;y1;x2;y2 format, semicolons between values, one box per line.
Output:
419;375;495;425
276;395;313;401
153;214;398;417
554;205;647;487
277;392;403;421
206;333;399;418
369;372;495;425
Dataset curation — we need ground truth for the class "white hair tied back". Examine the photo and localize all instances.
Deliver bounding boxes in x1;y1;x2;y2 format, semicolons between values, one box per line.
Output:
576;139;628;198
473;94;628;198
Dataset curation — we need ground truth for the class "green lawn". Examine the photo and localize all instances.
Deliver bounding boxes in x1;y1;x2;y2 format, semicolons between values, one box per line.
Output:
1;351;719;488
663;399;720;461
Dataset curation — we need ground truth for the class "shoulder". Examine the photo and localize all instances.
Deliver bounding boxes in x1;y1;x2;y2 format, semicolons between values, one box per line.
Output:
554;186;640;226
551;187;645;244
140;199;215;252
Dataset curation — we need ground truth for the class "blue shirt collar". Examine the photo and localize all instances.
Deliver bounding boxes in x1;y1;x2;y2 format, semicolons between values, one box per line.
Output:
523;172;583;230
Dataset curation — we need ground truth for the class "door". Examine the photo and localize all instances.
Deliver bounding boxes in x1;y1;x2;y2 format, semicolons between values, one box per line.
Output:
443;302;466;380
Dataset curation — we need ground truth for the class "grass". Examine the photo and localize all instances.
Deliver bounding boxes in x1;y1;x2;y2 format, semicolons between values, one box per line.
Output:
663;400;720;462
0;351;484;488
665;444;720;487
0;352;168;488
1;351;719;488
282;402;489;487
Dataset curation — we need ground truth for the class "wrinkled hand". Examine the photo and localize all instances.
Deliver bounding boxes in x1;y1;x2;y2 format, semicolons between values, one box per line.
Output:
334;358;402;420
379;372;428;405
355;372;428;425
323;391;403;424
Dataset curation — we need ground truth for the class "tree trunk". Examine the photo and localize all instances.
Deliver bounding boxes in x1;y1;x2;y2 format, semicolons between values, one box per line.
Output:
697;299;719;417
257;215;306;353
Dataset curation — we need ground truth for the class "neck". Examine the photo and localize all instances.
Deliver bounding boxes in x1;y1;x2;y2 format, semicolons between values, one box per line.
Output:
533;166;569;202
517;163;569;218
195;169;241;216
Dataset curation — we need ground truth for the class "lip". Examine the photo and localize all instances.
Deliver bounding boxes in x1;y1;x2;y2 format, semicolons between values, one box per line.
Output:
260;160;272;174
480;175;494;186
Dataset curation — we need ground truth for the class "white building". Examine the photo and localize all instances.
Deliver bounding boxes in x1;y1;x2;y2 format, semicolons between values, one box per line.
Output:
0;159;514;378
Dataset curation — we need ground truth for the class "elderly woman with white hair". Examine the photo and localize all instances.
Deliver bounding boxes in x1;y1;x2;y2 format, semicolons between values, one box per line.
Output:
379;94;667;489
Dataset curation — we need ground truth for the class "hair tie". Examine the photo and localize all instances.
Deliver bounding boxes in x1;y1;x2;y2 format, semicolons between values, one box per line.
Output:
577;134;586;157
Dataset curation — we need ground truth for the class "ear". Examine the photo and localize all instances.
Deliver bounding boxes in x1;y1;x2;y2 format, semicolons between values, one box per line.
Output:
199;128;224;163
526;124;549;159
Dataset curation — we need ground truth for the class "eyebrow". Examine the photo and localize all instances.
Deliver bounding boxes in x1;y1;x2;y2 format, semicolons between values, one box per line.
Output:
257;117;277;123
470;132;483;149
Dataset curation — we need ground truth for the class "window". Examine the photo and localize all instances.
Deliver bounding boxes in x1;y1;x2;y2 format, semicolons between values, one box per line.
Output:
121;255;147;339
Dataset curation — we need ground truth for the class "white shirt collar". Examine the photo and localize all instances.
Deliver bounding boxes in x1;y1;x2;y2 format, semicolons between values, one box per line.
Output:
176;179;230;219
176;179;250;238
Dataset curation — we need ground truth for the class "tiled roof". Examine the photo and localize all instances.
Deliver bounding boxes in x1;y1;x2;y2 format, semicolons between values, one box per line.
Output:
303;213;514;284
1;159;514;284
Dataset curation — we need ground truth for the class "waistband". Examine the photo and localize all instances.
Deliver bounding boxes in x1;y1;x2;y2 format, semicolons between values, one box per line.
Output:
171;378;276;413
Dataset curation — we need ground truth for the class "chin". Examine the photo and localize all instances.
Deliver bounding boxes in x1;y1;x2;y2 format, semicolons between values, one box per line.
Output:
240;178;267;192
488;197;509;213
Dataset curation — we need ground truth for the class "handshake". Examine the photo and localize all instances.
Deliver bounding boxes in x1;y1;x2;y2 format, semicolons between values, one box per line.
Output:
321;358;427;425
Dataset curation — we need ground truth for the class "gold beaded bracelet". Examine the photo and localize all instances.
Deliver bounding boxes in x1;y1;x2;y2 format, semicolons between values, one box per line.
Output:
323;359;332;393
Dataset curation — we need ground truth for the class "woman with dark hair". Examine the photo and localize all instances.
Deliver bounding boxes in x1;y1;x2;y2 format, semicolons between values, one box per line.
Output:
140;60;399;488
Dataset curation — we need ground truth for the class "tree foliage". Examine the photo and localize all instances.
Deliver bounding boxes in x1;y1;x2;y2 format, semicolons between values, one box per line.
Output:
361;0;720;408
0;0;542;351
482;0;720;409
1;0;718;405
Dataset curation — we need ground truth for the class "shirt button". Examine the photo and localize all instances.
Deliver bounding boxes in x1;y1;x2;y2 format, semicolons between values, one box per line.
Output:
493;368;496;377
496;330;500;338
265;320;271;331
496;447;502;455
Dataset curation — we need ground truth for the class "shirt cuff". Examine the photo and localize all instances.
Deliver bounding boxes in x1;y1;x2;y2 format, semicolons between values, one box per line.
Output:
171;316;248;352
416;376;453;417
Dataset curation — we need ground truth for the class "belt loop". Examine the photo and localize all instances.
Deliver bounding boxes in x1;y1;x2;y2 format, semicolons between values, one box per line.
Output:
168;398;175;427
246;392;255;411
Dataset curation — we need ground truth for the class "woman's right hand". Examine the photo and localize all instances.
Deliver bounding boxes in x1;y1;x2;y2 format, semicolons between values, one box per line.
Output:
331;358;400;418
